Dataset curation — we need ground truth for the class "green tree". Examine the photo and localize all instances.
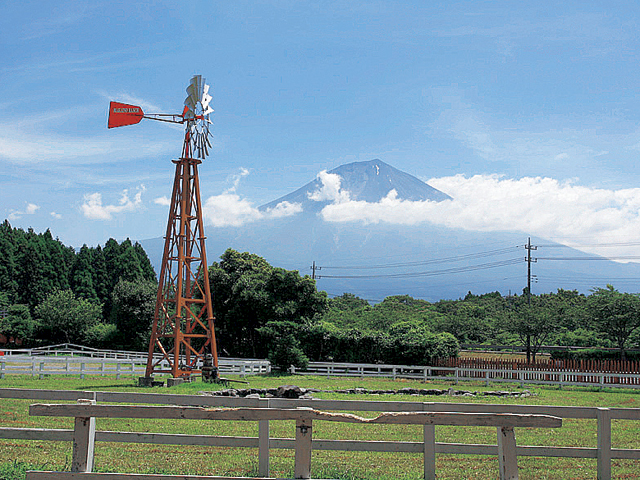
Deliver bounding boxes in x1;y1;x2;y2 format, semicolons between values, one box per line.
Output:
502;293;555;363
70;245;98;303
0;220;18;300
256;321;309;371
35;290;102;344
209;249;327;358
588;285;640;359
328;293;370;311
90;245;111;312
0;304;36;344
133;241;156;281
103;238;122;290
110;278;157;350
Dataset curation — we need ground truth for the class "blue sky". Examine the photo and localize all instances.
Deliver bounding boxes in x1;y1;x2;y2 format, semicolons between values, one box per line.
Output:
2;1;640;261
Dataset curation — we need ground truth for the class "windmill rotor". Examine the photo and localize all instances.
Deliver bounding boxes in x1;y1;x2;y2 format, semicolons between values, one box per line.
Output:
183;75;214;159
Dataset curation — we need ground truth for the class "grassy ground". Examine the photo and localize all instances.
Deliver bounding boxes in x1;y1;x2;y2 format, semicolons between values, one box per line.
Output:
0;373;639;479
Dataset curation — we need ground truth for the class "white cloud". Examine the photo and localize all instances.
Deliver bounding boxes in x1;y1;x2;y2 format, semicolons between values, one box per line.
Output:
307;171;351;203
228;168;250;193
319;174;640;261
97;91;162;114
202;168;302;227
81;185;145;220
8;203;40;220
25;203;39;215
203;195;301;227
0;118;175;165
154;196;171;206
50;212;62;219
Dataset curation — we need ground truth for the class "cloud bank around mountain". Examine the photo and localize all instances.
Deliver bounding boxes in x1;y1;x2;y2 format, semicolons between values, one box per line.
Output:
203;168;640;260
202;168;302;227
318;173;640;260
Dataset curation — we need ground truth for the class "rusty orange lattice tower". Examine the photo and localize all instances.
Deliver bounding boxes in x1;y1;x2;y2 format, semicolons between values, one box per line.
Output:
108;75;218;380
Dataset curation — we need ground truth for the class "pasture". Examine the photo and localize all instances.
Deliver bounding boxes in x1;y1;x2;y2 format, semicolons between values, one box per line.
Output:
0;374;639;479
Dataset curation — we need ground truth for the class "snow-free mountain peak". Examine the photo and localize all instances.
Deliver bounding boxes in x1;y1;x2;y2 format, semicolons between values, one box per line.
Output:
259;159;451;212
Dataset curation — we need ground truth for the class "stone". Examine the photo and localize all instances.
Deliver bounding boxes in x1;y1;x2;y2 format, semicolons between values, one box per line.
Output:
276;385;305;398
167;377;184;388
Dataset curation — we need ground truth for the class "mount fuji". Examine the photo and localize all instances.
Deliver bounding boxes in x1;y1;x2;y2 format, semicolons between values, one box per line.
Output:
260;160;450;213
141;160;640;302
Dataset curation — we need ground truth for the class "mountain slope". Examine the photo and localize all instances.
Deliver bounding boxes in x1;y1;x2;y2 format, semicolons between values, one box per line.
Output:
260;159;450;212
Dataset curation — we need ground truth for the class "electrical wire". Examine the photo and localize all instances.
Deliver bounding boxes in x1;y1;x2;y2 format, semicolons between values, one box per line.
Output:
320;246;520;270
317;258;523;279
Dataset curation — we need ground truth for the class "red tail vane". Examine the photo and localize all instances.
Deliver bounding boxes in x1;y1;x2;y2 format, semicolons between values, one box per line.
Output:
108;101;145;128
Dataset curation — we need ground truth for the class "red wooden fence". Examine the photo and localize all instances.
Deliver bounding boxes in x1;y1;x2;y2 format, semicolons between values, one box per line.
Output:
431;357;640;386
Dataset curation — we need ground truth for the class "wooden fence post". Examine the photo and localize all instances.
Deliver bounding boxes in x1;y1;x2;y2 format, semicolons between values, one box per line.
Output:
497;426;518;480
597;408;612;480
71;398;96;473
294;408;313;479
423;404;436;480
258;398;270;477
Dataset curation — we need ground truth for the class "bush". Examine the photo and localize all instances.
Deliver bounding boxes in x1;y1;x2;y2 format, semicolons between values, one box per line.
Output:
267;334;309;371
550;348;640;361
256;321;309;371
83;322;118;349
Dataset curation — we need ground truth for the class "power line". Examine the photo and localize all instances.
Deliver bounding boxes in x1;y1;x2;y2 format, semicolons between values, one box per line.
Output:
320;246;519;270
537;256;640;261
537;241;640;248
311;238;522;265
317;258;523;279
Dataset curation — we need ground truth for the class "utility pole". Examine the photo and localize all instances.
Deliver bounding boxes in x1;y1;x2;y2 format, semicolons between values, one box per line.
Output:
311;261;321;280
524;237;537;363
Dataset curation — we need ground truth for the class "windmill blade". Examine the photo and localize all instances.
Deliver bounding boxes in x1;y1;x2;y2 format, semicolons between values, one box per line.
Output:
195;75;204;99
202;92;212;109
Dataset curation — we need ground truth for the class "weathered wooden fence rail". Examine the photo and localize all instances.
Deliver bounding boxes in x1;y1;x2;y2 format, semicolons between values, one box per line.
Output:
0;356;270;378
301;361;640;389
1;388;638;479
25;400;561;480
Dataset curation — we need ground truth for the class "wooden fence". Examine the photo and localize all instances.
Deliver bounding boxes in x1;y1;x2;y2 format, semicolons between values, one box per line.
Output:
300;360;640;389
26;401;561;480
0;388;638;479
0;356;270;378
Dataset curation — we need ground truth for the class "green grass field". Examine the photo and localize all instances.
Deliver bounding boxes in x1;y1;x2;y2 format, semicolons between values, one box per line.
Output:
1;373;639;479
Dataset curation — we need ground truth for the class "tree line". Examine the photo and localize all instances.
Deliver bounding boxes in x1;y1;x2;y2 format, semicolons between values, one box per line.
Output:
2;221;639;367
0;220;157;350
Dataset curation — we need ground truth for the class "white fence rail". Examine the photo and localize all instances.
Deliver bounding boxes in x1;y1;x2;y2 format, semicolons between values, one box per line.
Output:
0;388;638;480
302;361;640;389
25;401;561;480
0;356;270;378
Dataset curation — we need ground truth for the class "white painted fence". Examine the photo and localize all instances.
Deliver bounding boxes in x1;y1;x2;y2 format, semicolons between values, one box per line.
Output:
27;400;560;480
0;356;270;378
302;361;640;389
0;388;638;479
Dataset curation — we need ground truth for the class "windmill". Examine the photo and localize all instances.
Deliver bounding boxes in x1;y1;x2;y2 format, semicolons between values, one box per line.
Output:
108;75;219;383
